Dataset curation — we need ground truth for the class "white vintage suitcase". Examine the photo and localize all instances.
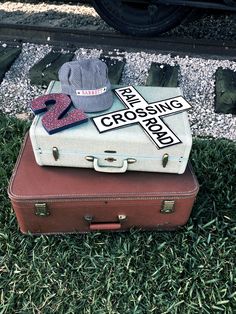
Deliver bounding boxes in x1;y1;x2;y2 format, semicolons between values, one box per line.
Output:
29;81;192;174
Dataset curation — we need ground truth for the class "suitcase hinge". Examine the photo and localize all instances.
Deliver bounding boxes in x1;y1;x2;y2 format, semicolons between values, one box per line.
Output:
161;200;175;214
162;153;169;168
35;203;50;216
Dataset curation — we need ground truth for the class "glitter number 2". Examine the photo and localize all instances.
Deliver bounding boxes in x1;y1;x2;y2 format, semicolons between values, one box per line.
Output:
31;93;88;134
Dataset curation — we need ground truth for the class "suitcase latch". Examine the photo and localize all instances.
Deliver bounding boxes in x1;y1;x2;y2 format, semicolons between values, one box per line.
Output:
161;200;175;214
162;153;169;168
52;147;59;161
35;203;50;216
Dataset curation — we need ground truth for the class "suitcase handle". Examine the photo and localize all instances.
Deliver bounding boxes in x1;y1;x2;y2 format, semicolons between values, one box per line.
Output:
89;223;121;230
85;156;137;173
94;157;128;173
84;215;127;230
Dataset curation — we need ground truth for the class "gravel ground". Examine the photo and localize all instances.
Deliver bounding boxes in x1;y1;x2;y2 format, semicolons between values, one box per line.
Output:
0;43;235;141
0;1;112;31
0;1;236;40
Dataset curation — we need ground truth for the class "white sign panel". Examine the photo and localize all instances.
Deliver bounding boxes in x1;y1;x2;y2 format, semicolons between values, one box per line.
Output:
93;86;192;149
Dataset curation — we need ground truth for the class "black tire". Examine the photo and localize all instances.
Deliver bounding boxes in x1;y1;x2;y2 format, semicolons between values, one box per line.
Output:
92;0;191;36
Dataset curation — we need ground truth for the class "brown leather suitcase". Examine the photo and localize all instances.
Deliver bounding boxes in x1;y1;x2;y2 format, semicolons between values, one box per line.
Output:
8;135;199;234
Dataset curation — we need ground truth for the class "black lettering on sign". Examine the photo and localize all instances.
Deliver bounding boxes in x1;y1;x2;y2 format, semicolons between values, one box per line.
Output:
92;85;192;149
159;136;174;145
136;108;148;118
125;94;137;101
155;131;168;139
101;117;113;127
122;94;141;106
159;102;173;112
129;99;141;106
170;99;183;109
143;117;158;127
146;106;158;115
112;113;126;125
148;124;162;133
119;87;133;96
153;103;163;114
124;111;137;120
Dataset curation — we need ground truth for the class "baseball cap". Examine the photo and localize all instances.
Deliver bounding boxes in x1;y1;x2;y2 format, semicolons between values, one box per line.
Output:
58;59;113;113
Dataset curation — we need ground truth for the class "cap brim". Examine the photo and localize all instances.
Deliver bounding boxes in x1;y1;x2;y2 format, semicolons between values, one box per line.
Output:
71;91;114;113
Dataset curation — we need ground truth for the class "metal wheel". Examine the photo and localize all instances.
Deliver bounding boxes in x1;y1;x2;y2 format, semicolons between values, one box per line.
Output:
92;0;191;36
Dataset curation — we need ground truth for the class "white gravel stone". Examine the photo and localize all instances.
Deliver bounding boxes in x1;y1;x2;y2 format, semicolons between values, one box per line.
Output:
0;43;235;141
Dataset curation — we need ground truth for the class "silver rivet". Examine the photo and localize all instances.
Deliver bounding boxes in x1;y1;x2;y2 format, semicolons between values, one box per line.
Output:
85;156;94;162
127;158;137;164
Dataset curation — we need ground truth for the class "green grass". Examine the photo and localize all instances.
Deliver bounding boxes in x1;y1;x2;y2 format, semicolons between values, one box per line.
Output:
0;113;235;314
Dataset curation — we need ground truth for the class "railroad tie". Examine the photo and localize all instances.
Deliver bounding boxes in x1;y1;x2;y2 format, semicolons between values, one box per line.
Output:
99;53;126;85
0;47;21;83
29;51;75;86
215;68;236;114
146;62;179;87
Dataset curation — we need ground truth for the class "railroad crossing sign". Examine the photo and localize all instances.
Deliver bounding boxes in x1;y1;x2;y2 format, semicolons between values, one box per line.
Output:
93;86;192;149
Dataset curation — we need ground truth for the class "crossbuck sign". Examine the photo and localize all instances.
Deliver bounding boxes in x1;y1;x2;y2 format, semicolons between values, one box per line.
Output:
92;86;192;149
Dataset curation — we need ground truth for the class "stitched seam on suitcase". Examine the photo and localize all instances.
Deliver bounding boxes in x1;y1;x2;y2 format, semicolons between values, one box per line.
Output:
9;188;199;200
9;181;199;199
9;191;199;200
12;195;197;204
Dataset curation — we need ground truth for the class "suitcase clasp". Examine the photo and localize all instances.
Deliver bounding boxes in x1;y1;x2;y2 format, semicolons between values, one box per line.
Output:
35;203;50;216
52;147;59;161
161;200;175;214
162;153;169;168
